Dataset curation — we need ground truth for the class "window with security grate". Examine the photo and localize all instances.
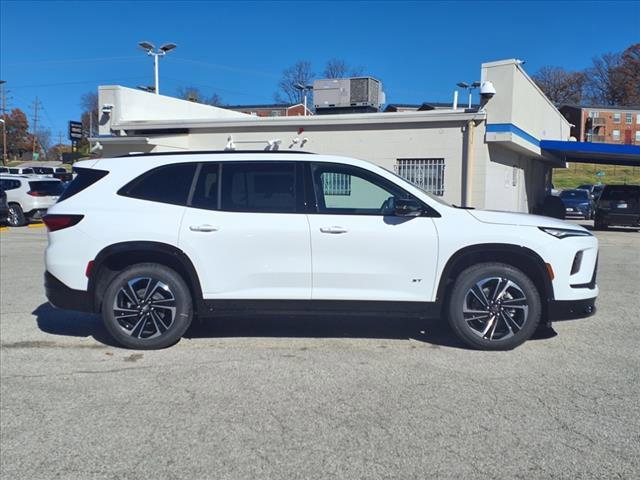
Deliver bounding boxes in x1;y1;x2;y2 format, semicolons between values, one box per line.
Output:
395;158;445;196
322;172;352;196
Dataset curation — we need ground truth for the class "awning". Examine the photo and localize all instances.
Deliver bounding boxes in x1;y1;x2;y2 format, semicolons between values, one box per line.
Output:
540;140;640;167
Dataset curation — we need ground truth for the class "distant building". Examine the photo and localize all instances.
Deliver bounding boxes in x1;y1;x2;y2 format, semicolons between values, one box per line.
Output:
559;105;640;145
225;103;312;117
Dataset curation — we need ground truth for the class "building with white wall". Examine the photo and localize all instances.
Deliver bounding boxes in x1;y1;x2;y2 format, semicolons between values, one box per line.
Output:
94;59;571;213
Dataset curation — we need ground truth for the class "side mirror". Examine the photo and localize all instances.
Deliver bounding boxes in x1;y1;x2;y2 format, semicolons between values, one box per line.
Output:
395;198;423;217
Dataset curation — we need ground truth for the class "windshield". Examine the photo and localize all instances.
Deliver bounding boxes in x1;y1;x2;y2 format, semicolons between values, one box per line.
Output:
601;185;640;201
560;190;589;200
577;184;592;190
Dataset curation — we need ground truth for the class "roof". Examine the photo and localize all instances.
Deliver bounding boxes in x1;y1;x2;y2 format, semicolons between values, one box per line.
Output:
540;140;640;167
559;104;640;112
225;103;306;110
384;102;480;112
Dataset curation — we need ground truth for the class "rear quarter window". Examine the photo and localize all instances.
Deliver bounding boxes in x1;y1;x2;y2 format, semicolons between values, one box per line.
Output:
57;168;109;202
119;163;197;206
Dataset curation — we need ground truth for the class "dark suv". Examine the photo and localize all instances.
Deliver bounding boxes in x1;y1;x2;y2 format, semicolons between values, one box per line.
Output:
594;185;640;230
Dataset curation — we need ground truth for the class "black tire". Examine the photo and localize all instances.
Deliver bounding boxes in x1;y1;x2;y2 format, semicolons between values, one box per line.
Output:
594;216;607;230
101;263;193;349
447;263;541;350
7;203;26;227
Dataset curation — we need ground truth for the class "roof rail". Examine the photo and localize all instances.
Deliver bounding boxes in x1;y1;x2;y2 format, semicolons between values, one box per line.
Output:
117;150;316;158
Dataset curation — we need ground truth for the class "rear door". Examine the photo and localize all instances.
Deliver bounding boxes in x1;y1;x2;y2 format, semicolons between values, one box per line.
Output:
179;161;312;300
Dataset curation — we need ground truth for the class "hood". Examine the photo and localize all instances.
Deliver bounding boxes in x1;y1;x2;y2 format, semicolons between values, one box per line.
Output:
467;209;589;231
561;197;590;206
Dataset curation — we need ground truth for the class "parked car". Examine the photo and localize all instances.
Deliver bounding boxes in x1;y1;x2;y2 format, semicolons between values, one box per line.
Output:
559;189;594;219
591;184;604;201
594;185;640;230
577;183;605;201
0;175;64;226
44;152;598;351
6;167;36;175
0;188;9;225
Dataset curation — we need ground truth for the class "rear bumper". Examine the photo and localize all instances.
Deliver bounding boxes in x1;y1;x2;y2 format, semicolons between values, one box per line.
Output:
547;297;597;321
596;211;640;227
44;271;93;313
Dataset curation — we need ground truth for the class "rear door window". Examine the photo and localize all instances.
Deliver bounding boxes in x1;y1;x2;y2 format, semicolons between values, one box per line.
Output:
0;179;21;190
120;163;197;206
190;163;220;210
220;162;297;213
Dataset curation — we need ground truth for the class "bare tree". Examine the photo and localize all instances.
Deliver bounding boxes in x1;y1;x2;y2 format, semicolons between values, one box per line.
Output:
176;86;223;106
274;61;314;104
323;58;364;79
79;91;99;137
35;127;51;154
583;52;625;106
532;66;585;105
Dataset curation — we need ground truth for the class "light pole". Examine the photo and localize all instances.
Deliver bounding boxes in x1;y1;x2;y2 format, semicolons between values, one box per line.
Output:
457;81;481;108
294;83;313;116
138;42;177;95
0;80;6;165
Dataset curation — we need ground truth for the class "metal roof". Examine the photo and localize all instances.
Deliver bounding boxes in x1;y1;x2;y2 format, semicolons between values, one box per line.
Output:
540;140;640;166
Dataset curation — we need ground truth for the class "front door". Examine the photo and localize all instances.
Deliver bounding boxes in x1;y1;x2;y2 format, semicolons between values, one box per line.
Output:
306;162;439;302
179;161;312;300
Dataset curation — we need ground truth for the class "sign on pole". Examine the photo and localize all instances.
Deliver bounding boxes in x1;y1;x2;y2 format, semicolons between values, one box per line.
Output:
68;121;83;141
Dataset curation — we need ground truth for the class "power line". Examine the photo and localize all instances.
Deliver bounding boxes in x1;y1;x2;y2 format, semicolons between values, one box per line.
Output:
9;76;149;89
2;56;140;67
170;57;279;79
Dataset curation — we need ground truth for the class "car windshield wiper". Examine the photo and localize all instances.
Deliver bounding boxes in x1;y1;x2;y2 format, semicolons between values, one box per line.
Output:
452;204;475;210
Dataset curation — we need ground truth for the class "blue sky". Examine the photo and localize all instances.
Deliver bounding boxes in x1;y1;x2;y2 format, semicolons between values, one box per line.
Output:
1;0;639;141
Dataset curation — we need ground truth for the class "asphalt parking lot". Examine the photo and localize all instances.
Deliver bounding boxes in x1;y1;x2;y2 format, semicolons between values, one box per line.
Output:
1;223;639;479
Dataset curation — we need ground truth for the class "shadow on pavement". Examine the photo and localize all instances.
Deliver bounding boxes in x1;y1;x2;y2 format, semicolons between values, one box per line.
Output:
33;303;119;347
34;302;557;350
186;314;471;349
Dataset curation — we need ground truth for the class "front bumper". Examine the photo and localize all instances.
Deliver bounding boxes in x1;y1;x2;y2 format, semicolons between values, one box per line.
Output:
547;297;597;321
44;271;93;313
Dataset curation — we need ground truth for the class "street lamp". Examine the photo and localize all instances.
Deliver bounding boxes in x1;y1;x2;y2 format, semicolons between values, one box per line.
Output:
294;83;313;116
138;41;177;95
457;81;481;109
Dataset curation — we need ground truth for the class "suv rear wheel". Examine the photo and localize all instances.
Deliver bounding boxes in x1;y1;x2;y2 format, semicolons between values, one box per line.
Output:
447;263;541;350
7;203;26;227
101;263;193;349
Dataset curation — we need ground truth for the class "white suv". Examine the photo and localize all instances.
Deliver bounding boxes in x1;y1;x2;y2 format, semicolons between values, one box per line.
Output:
0;175;64;226
44;152;598;350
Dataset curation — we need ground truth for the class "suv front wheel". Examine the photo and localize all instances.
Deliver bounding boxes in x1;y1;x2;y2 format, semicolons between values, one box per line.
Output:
447;263;541;350
102;263;193;349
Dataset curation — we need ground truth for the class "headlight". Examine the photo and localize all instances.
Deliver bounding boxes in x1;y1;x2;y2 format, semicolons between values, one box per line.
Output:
539;227;593;239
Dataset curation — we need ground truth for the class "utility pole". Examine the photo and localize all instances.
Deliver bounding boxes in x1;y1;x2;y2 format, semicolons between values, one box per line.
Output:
0;80;7;165
31;97;41;157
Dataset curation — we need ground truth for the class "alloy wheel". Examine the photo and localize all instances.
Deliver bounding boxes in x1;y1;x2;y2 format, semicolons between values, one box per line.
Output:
462;277;529;341
112;277;177;339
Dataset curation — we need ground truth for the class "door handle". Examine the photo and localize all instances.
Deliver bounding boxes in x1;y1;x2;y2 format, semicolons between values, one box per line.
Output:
189;224;218;232
319;226;348;234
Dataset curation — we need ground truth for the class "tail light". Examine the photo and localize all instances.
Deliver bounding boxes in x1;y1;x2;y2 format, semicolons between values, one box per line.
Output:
42;214;84;232
27;191;48;197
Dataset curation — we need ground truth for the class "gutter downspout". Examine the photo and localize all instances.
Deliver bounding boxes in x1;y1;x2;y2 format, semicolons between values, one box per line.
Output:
463;119;475;207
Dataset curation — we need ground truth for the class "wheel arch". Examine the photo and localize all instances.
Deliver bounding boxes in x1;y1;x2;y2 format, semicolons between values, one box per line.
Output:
436;243;554;317
89;241;206;316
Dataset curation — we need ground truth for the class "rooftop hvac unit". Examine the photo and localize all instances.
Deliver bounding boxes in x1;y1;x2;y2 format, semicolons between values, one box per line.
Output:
313;77;385;114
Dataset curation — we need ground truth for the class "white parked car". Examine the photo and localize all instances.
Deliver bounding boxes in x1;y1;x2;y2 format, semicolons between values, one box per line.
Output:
0;175;64;226
44;152;599;350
